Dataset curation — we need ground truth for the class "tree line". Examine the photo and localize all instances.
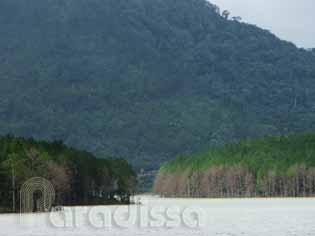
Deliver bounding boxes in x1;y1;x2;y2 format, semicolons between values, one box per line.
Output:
154;132;315;197
0;135;136;212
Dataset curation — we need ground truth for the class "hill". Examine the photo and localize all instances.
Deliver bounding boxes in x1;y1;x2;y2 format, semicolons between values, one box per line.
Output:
154;132;315;197
0;135;136;212
0;0;315;170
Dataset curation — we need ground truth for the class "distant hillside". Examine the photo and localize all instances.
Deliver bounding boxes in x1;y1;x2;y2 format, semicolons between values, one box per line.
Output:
0;0;315;170
154;132;315;197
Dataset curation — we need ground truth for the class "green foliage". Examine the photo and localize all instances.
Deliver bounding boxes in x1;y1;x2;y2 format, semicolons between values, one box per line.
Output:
159;131;315;175
155;132;315;197
0;135;136;211
0;0;314;170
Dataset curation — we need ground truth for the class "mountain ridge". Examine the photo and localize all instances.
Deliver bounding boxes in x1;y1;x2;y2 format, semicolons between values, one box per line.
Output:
0;0;314;170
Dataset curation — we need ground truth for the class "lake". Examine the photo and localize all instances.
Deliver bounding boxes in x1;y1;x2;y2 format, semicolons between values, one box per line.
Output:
1;196;315;236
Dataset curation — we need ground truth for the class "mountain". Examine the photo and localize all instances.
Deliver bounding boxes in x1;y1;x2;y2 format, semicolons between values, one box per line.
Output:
0;0;314;170
154;132;315;197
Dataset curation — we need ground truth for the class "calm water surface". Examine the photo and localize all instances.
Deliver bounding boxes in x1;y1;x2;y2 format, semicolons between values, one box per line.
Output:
1;196;315;236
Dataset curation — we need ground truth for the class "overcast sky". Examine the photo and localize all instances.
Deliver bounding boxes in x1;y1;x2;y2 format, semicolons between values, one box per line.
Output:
210;0;315;48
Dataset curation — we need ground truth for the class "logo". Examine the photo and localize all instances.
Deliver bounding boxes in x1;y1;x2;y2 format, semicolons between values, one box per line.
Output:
18;178;205;229
20;177;55;214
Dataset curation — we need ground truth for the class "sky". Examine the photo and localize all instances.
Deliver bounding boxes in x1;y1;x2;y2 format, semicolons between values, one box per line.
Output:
209;0;315;48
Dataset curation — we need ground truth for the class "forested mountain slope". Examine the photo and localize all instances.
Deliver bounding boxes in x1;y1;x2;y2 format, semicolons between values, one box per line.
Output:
0;0;315;170
154;132;315;197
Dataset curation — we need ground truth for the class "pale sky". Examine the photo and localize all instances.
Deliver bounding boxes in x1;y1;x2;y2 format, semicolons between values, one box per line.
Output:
209;0;315;48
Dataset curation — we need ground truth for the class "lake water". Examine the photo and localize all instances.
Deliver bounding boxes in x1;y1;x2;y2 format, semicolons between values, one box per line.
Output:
1;196;315;236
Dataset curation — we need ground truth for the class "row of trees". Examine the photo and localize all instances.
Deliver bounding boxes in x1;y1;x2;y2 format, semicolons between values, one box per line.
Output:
154;132;315;197
0;135;136;212
154;164;315;197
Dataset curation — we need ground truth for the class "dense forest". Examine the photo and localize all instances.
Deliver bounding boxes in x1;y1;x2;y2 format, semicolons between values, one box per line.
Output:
0;0;315;170
154;132;315;197
0;135;136;213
